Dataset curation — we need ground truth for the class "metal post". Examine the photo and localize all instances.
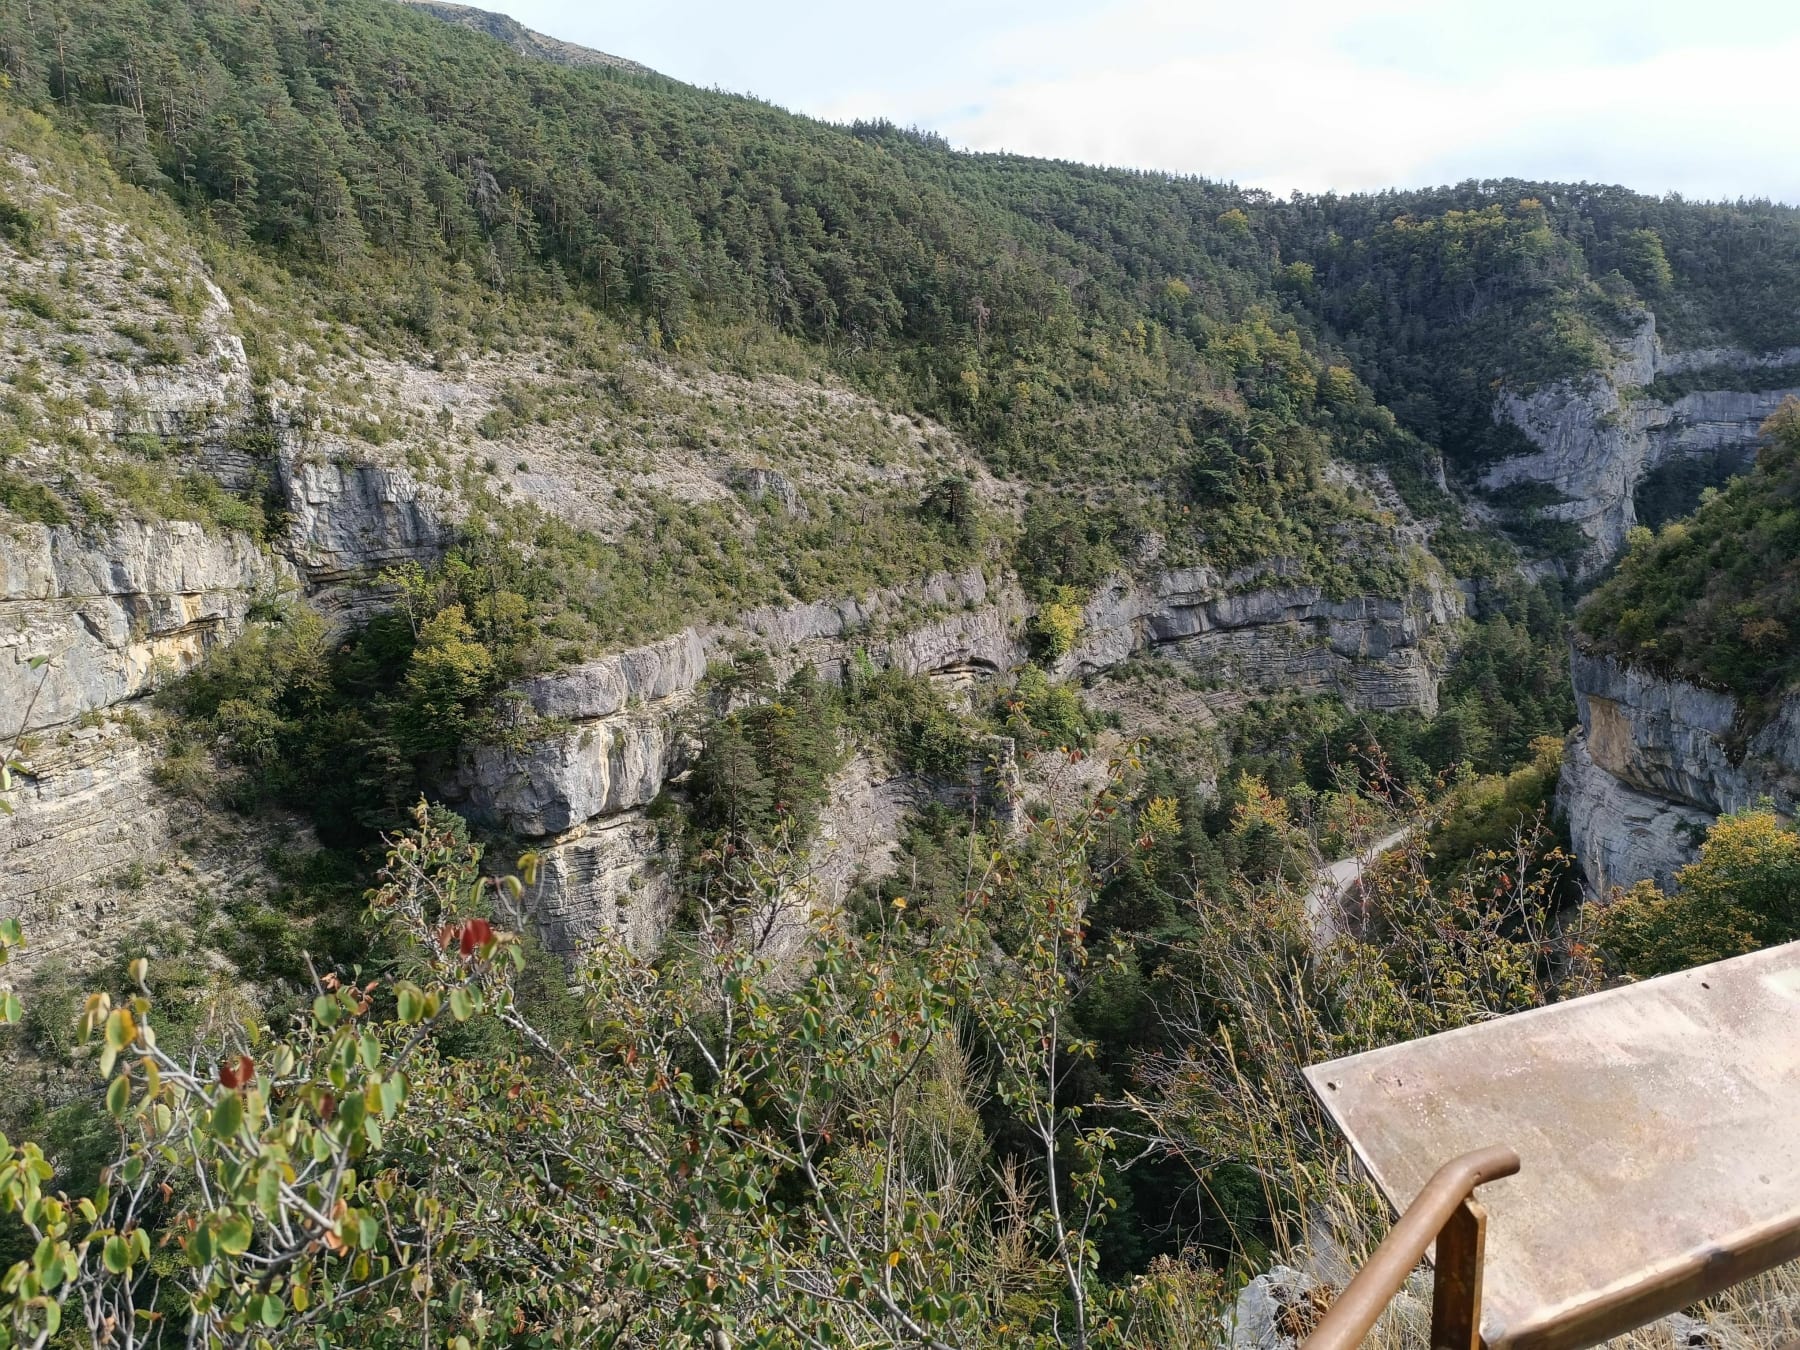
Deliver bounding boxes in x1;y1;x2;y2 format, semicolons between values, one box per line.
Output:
1431;1198;1489;1350
1302;1148;1517;1350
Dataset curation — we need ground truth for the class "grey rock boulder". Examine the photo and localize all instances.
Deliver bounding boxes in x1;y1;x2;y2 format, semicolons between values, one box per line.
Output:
1230;1266;1326;1350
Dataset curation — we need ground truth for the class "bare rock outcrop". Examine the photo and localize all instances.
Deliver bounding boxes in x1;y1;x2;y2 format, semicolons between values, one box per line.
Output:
451;556;1459;955
0;724;178;961
513;812;677;959
454;709;687;836
497;746;982;963
1;520;290;737
728;569;1022;684
1557;736;1712;896
1066;566;1462;715
278;454;454;587
1488;313;1800;573
1559;646;1800;893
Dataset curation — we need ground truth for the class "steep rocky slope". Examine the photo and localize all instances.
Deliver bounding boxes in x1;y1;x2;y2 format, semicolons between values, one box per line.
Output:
0;109;1467;967
444;559;1462;954
1488;313;1800;574
1558;647;1800;892
27;0;1800;964
1560;404;1800;894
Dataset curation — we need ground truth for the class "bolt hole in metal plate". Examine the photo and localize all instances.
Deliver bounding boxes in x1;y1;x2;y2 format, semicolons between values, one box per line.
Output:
1304;941;1800;1350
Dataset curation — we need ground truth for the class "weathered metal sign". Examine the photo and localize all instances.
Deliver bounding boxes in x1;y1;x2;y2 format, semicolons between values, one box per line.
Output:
1305;941;1800;1350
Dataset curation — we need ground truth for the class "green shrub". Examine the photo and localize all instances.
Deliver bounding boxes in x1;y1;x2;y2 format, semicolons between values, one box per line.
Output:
0;469;68;524
0;194;40;252
1001;666;1090;750
1578;401;1800;729
843;662;976;777
1593;808;1800;976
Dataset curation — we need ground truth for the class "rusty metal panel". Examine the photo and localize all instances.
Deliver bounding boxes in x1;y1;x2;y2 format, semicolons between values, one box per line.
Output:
1304;941;1800;1350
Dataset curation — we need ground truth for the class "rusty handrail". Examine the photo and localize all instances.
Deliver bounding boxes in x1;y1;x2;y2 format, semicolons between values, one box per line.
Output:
1301;1145;1521;1350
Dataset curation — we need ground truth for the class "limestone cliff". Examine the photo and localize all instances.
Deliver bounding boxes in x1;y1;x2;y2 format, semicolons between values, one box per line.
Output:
1559;646;1800;893
1487;312;1800;573
1;520;290;737
1067;566;1461;716
0;125;1469;970
446;561;1460;954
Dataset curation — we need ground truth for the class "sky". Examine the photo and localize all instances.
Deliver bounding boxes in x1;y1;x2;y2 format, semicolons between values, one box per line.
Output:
472;0;1800;204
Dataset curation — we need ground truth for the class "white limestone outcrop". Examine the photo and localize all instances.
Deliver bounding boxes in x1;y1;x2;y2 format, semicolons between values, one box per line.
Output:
0;520;290;737
1559;646;1800;893
1488;313;1800;573
1067;566;1462;715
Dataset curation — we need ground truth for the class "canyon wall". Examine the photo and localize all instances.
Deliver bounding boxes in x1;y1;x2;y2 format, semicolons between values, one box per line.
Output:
448;563;1461;954
0;442;456;965
1487;313;1800;573
3;431;1462;969
1559;646;1800;893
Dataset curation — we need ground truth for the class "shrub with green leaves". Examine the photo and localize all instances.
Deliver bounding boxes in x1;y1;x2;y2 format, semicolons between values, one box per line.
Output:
0;781;1145;1348
1592;808;1800;977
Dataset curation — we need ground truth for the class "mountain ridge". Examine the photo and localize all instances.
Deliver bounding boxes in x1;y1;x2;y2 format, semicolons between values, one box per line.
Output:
396;0;654;75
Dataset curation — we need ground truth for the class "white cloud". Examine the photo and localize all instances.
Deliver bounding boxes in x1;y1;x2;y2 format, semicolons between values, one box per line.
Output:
511;0;1800;203
810;1;1800;202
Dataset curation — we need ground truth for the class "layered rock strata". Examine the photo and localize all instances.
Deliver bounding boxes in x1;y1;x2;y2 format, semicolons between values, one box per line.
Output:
1;449;452;949
1;520;290;737
1559;647;1800;893
279;454;453;588
1488;313;1800;572
454;564;1458;953
1067;568;1461;715
0;724;174;960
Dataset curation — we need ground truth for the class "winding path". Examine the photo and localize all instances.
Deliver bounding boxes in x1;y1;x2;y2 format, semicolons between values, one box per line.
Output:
1304;827;1411;940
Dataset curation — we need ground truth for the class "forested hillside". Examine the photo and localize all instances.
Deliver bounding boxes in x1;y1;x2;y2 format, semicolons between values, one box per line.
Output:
3;1;1800;1345
8;0;1799;509
1580;401;1800;719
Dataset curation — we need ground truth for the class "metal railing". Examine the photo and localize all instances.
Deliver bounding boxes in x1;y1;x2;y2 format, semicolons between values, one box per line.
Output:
1301;1146;1521;1350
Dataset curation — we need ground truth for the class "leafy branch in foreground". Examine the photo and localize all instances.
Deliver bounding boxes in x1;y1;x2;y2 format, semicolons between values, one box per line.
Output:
0;767;1145;1348
0;805;517;1350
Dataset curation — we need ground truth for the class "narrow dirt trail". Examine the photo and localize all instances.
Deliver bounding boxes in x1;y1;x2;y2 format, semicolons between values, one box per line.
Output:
1304;827;1411;940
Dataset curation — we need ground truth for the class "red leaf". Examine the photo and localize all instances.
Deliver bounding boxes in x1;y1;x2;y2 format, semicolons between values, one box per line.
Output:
218;1055;255;1090
458;918;495;956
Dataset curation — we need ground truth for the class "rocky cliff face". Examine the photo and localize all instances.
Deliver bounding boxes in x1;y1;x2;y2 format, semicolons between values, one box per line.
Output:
1487;313;1800;572
3;135;1468;968
440;573;1020;953
448;561;1460;955
0;517;292;940
1;520;290;736
1559;646;1800;893
4;395;1461;969
279;454;454;590
0;451;469;949
1068;566;1462;715
0;449;464;961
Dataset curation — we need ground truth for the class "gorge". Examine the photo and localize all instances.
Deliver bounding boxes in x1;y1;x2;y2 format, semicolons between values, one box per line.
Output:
3;1;1800;1341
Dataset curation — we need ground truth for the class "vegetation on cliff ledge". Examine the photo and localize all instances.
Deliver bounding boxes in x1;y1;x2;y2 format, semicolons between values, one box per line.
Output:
1578;400;1800;722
